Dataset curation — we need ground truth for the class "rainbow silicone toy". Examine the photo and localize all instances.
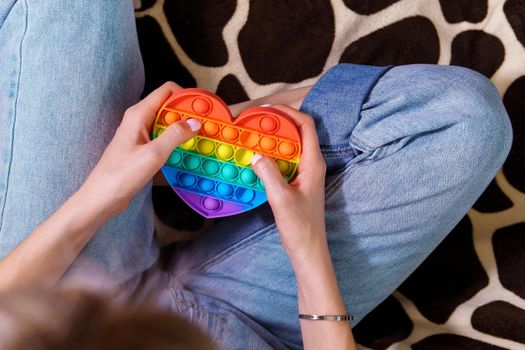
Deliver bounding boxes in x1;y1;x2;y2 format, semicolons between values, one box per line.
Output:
152;88;301;218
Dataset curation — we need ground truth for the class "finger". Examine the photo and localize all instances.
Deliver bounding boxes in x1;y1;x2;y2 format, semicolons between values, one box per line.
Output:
269;105;322;159
148;118;201;160
269;105;324;180
127;81;183;129
251;154;288;198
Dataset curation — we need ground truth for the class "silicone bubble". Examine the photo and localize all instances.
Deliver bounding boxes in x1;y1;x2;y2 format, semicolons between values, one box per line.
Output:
234;149;254;166
240;168;257;185
202;121;220;137
197;139;215;156
259;136;277;151
235;188;255;203
198;178;215;193
180;137;196;150
259;115;279;133
167;151;182;166
221;126;239;142
217;183;234;197
278;141;296;157
240;131;259;148
179;173;197;188
221;164;238;180
202;159;220;176
192;97;212;115
183;155;201;171
164;111;181;125
216;144;234;161
202;197;221;211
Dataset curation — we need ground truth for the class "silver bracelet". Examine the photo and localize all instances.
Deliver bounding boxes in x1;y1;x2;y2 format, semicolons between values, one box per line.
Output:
299;314;354;321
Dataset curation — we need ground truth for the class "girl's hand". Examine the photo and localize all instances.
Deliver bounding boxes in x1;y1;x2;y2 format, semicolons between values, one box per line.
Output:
82;82;201;216
0;83;201;290
251;105;327;259
252;106;355;350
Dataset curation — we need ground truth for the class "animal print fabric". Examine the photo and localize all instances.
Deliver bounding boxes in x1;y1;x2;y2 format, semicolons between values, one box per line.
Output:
135;1;525;349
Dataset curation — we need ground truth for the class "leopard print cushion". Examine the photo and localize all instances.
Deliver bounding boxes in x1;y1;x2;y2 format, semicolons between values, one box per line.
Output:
135;1;525;348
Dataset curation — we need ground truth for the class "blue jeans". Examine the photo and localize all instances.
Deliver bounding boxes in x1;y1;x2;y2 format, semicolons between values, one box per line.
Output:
0;2;512;349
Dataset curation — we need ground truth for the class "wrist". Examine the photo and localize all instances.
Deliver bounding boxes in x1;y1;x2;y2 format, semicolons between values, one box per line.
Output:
291;241;347;315
41;186;115;257
282;226;329;267
75;182;123;223
287;235;331;275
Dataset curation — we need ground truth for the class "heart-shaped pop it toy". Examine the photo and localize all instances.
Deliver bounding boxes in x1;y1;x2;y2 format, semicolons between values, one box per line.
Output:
152;88;301;218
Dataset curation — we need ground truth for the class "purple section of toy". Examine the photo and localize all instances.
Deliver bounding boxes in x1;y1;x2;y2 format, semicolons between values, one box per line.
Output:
173;187;263;219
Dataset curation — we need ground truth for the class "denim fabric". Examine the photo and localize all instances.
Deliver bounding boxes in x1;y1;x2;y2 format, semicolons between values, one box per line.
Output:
166;64;512;348
0;2;513;349
0;1;157;288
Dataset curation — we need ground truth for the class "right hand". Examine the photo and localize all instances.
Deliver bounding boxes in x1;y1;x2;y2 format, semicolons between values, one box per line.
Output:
251;105;327;258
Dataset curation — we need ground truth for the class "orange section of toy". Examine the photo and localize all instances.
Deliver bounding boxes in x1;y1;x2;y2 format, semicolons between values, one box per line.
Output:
153;89;301;162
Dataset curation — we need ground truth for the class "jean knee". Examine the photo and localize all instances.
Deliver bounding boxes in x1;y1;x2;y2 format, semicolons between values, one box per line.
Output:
450;66;512;166
393;64;512;178
412;65;510;154
363;64;512;166
423;66;512;182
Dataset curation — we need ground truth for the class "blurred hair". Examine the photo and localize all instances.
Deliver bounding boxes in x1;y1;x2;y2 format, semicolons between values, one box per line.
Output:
0;288;216;350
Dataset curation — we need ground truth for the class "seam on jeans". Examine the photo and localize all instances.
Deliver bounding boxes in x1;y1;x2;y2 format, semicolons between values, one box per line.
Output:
320;145;356;159
0;0;27;235
169;289;227;341
321;145;354;152
350;135;373;152
368;147;387;161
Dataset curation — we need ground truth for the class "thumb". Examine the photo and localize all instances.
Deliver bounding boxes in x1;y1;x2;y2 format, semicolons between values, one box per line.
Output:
251;154;288;198
149;118;201;159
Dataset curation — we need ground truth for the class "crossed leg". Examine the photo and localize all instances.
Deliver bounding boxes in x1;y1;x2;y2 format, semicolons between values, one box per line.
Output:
170;64;513;348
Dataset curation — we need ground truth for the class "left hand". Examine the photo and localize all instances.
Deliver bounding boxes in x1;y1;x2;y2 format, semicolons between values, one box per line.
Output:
82;82;201;216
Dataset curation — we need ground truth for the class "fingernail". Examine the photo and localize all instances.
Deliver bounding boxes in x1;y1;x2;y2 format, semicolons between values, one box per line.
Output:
260;104;272;107
251;154;263;166
186;118;201;132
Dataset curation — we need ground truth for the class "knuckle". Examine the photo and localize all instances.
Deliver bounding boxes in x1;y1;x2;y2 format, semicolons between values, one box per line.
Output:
257;158;279;176
258;157;273;170
123;106;136;120
304;116;315;127
168;122;190;139
254;158;268;172
163;81;179;90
